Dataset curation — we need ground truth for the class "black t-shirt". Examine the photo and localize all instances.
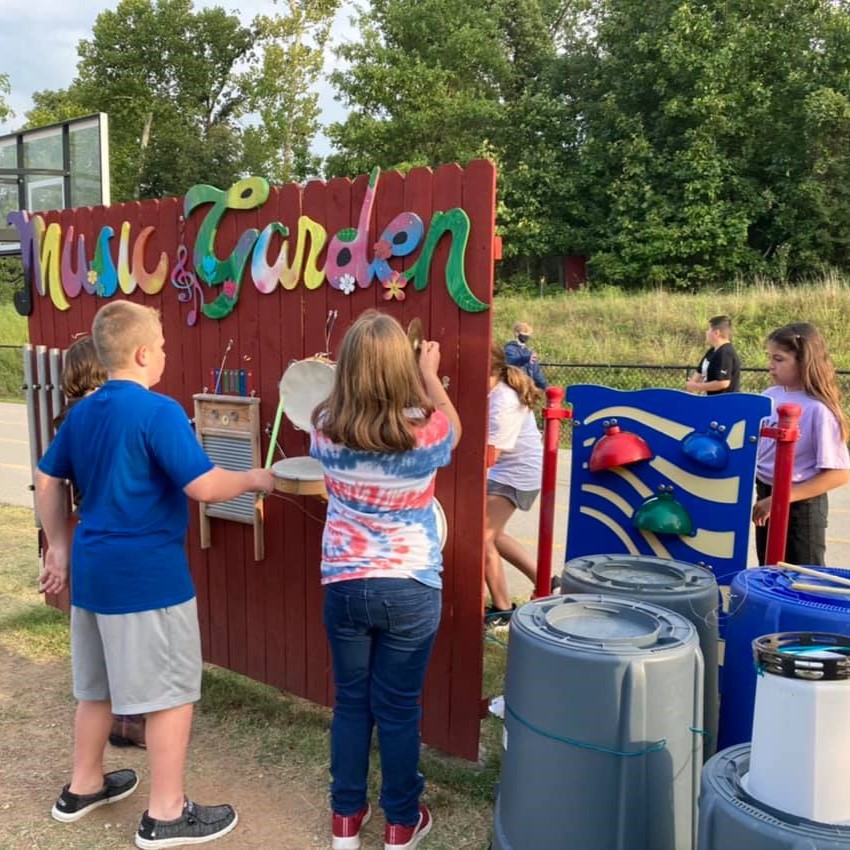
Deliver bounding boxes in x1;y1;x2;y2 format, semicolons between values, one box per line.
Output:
698;343;741;394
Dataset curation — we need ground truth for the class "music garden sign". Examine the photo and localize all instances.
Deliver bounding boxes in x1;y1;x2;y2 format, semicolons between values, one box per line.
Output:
7;166;489;322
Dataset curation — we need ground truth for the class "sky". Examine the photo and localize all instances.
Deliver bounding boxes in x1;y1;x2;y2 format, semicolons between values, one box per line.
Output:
0;0;352;157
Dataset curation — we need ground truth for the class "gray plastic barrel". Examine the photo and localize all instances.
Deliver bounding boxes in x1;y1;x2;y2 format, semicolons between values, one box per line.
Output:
699;744;850;849
492;594;703;850
561;554;719;758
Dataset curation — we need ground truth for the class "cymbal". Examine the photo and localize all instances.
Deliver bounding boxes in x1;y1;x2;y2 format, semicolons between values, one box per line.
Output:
407;317;424;357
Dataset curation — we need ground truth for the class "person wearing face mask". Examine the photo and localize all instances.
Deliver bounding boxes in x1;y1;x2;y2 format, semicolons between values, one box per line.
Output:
504;321;548;391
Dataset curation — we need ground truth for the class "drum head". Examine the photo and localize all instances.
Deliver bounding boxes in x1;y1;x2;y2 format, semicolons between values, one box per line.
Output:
279;358;336;431
271;456;327;497
433;498;447;550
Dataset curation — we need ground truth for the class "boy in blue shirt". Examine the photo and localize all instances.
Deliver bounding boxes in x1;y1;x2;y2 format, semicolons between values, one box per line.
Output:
37;300;274;848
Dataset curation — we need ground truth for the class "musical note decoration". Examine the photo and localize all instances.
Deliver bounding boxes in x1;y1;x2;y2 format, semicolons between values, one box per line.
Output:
170;244;205;326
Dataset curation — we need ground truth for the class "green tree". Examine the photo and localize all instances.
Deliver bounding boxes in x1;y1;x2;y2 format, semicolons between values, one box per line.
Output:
24;88;89;129
0;73;12;124
240;0;339;184
71;0;256;200
325;0;580;260
325;0;508;176
568;0;850;286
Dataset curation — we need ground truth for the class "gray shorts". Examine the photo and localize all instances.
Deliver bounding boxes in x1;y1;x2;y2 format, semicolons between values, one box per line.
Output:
487;479;540;512
71;597;202;715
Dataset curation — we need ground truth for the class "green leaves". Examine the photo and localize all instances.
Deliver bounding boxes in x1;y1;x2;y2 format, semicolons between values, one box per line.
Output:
0;73;12;124
20;0;336;202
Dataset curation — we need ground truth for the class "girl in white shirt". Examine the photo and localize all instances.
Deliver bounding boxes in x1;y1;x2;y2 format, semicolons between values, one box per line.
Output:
485;344;544;622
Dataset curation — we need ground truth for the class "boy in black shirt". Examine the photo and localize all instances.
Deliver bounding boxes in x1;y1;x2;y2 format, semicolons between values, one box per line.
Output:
685;315;741;395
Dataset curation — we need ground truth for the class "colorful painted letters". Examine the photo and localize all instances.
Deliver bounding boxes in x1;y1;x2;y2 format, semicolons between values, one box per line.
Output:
8;168;489;318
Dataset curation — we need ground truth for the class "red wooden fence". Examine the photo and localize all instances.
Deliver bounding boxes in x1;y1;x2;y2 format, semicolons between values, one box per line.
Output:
24;160;496;760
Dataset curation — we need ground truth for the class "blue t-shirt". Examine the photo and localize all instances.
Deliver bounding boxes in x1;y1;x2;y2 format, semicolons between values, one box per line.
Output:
38;380;213;614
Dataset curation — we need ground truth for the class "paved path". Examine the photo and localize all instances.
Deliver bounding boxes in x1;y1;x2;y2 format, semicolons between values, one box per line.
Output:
0;401;32;509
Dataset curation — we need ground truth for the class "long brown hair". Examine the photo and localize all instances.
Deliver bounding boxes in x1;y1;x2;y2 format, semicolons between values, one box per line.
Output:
54;337;107;428
768;322;848;440
491;343;543;409
312;310;433;452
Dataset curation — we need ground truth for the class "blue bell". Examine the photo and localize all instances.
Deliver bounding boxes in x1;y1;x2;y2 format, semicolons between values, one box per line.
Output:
681;421;730;470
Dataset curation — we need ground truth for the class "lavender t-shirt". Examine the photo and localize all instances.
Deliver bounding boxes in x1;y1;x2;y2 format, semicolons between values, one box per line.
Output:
756;386;850;484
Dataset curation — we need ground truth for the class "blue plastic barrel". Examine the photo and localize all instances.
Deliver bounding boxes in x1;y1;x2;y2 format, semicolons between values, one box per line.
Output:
717;566;850;750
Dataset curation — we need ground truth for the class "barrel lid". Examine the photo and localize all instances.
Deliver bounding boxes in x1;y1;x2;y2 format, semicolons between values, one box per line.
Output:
565;554;715;593
515;593;695;652
731;567;850;611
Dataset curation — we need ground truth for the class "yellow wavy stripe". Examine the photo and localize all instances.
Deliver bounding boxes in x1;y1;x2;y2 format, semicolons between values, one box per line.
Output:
579;507;640;554
583;405;693;440
727;420;745;450
682;528;735;559
581;484;634;517
610;467;652;498
649;456;739;504
638;530;671;558
117;221;137;294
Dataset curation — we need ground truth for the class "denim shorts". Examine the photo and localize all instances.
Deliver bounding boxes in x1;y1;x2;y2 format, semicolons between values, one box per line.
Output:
487;478;540;511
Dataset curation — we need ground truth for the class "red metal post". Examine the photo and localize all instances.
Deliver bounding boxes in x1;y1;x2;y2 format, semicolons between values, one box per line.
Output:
534;386;573;598
762;403;802;565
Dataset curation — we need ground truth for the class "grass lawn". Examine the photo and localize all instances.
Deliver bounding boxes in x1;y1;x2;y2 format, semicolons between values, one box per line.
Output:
0;504;508;850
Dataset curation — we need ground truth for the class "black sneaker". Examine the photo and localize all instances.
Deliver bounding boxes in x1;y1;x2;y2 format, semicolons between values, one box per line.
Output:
51;769;139;822
484;604;517;629
135;799;238;848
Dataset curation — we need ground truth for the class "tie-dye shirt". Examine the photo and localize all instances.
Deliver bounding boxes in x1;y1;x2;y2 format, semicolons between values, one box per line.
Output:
310;411;454;588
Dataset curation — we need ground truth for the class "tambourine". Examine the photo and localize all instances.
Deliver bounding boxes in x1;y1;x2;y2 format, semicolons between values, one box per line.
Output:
278;355;336;432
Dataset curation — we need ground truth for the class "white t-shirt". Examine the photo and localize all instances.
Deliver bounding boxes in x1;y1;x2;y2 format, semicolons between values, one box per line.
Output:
488;382;543;492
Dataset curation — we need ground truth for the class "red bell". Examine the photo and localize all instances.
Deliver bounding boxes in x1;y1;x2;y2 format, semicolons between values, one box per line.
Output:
589;419;653;472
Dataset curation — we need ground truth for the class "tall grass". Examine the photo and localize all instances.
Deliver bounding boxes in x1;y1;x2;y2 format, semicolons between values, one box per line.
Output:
494;274;850;370
0;304;27;401
4;276;850;401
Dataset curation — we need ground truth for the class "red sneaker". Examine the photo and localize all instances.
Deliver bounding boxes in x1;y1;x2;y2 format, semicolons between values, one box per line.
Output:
384;805;432;850
332;803;372;850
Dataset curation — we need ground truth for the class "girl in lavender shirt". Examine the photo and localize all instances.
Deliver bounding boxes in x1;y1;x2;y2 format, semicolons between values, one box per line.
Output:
753;323;850;565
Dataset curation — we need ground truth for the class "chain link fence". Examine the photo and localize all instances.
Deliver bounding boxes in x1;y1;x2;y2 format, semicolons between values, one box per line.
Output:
537;362;850;447
539;362;850;398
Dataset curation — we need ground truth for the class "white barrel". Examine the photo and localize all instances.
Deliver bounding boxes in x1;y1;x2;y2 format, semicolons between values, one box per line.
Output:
748;676;850;823
745;631;850;824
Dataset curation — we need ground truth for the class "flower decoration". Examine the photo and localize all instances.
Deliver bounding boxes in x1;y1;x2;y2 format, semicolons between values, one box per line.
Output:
87;269;98;285
222;280;238;300
373;238;393;260
382;272;407;302
339;273;356;295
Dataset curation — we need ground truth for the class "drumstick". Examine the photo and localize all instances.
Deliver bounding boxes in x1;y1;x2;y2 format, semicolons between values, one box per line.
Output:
791;582;850;597
776;560;850;588
265;396;285;469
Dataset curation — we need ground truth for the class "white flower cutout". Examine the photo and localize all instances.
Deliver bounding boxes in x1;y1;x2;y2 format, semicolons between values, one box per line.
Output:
339;273;356;295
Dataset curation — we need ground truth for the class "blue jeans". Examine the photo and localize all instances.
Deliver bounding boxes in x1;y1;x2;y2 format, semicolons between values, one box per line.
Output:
323;578;441;825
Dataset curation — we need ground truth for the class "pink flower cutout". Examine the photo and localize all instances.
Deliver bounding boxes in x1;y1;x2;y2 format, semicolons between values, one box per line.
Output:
382;272;407;301
374;239;393;260
222;280;238;300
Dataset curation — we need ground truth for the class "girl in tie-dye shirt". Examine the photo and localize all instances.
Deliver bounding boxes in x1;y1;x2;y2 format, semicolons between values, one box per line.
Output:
309;310;461;849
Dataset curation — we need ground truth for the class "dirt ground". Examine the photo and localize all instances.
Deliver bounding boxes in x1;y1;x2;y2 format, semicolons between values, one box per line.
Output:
0;646;332;850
